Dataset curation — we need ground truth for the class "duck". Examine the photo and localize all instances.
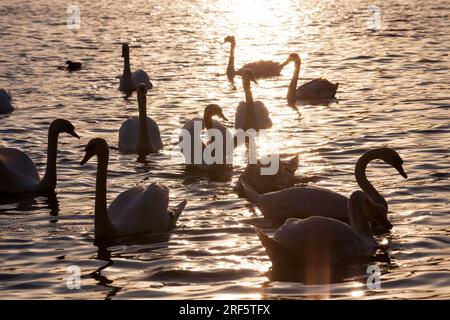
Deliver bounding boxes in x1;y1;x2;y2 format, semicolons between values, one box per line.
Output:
241;148;408;231
235;69;272;131
65;60;82;72
255;190;377;267
280;53;339;104
179;104;235;171
118;83;163;155
119;43;153;95
0;119;79;194
223;36;285;81
235;155;299;196
80;138;187;239
0;89;14;114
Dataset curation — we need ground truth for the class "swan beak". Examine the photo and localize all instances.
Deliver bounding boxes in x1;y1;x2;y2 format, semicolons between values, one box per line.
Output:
71;131;80;139
396;164;408;179
80;153;92;165
252;78;258;85
219;112;228;121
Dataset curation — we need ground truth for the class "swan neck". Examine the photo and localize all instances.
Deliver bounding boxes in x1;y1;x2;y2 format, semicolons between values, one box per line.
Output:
243;81;256;130
355;151;387;208
203;112;213;130
38;128;59;192
123;53;132;76
138;94;150;155
348;200;373;238
94;149;115;238
227;44;235;79
287;61;300;104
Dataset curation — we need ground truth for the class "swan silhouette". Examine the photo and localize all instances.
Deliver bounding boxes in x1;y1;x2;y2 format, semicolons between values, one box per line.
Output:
180;104;234;171
280;53;339;104
0;119;79;194
80;138;187;239
119;43;153;95
255;190;377;267
0;89;14;114
118;83;163;155
223;36;285;81
235;69;272;131
241;148;407;231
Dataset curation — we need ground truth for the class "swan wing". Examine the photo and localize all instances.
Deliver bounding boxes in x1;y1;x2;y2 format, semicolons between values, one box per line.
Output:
274;217;368;265
296;78;338;100
238;60;281;78
118;117;139;153
180;118;206;165
0;89;14;114
132;69;152;90
0;148;40;193
146;117;163;152
256;187;348;220
234;102;246;129
254;101;272;129
109;183;171;234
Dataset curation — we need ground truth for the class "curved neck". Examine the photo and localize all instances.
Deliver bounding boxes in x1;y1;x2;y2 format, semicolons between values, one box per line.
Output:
348;195;374;239
137;94;150;155
287;61;300;104
243;80;256;130
226;43;235;80
94;148;115;238
355;150;388;209
38;128;59;192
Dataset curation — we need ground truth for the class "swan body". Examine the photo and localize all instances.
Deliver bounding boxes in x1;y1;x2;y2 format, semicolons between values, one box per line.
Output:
223;36;284;80
281;53;338;103
119;43;153;94
235;155;299;195
235;69;272;131
118;84;163;155
66;60;82;72
81;138;187;238
242;148;407;231
180;104;234;170
256;191;377;266
0;89;14;114
0;119;79;194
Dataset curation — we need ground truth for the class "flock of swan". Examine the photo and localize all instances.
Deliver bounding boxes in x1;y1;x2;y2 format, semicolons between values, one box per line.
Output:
0;37;408;272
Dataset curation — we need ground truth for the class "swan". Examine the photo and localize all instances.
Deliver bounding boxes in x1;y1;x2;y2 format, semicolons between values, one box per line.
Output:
0;119;79;194
0;89;14;114
179;104;234;171
119;43;153;95
80;138;187;238
65;60;82;72
255;190;377;267
235;155;299;195
280;53;339;103
241;148;407;231
223;36;285;81
235;69;273;131
118;83;163;155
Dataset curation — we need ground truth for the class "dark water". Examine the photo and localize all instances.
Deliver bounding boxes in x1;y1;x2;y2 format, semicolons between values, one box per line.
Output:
0;0;449;299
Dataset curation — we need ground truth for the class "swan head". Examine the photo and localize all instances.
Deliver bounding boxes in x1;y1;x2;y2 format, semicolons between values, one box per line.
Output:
280;53;301;68
205;104;227;121
121;43;129;58
137;83;148;98
80;138;109;165
65;60;72;65
241;69;258;86
223;35;235;45
50;119;80;139
379;148;408;179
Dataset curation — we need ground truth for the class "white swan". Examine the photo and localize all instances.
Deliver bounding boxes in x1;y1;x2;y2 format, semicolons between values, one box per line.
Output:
119;43;153;94
179;104;234;171
0;119;79;194
241;148;407;231
0;89;14;114
118;83;163;155
280;53;339;103
223;36;285;81
235;155;299;195
256;190;377;266
235;69;272;131
80;138;187;238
